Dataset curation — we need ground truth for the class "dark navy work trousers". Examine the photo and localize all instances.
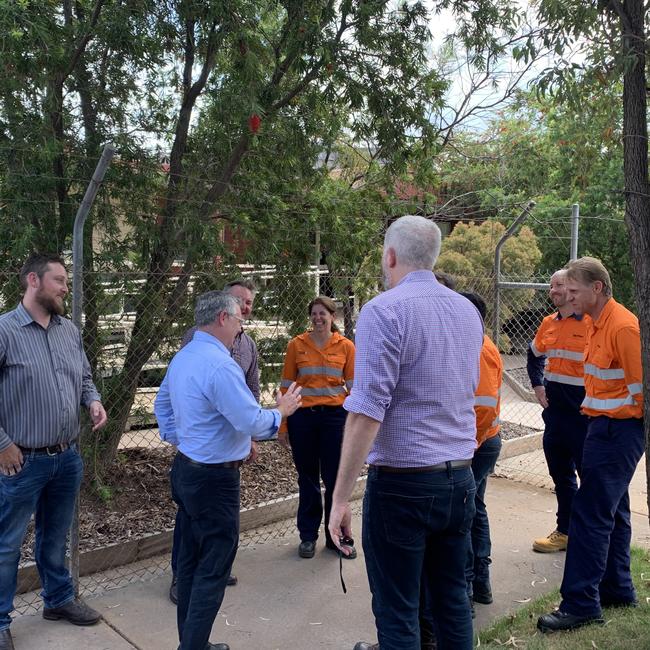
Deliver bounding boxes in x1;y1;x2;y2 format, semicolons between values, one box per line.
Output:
560;416;644;617
364;465;476;650
287;406;346;547
541;405;588;534
171;452;240;650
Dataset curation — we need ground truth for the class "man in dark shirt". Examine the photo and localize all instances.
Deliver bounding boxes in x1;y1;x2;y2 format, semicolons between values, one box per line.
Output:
0;253;107;650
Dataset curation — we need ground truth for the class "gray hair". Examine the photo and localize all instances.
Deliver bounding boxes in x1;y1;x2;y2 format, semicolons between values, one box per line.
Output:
194;290;239;327
384;215;442;270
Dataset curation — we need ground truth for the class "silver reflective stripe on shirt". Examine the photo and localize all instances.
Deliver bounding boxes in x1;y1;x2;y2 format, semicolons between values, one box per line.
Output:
628;382;643;395
345;380;354;390
474;395;498;408
546;348;584;362
300;386;347;397
297;366;343;378
280;379;293;388
543;371;585;386
582;394;637;410
583;363;626;380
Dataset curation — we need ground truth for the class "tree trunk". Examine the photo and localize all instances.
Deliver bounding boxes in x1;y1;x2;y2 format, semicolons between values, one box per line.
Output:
618;0;650;523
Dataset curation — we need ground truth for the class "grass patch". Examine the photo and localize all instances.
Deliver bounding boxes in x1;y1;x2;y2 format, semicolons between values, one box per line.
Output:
476;547;650;649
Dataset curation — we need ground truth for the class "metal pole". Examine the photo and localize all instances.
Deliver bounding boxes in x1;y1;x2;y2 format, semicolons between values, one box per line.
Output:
70;143;116;596
493;200;536;347
570;203;579;260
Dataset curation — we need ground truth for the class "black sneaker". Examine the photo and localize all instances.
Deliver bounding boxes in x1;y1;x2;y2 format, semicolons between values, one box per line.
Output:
299;541;316;558
43;599;101;626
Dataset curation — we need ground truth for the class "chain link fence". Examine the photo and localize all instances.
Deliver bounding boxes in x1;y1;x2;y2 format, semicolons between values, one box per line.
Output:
9;267;555;615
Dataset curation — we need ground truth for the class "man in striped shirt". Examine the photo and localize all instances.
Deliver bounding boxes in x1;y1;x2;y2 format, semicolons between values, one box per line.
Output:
538;257;644;633
527;269;589;553
329;215;483;650
0;253;107;650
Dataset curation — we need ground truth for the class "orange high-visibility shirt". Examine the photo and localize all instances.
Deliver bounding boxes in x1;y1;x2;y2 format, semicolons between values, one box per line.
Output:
475;335;503;447
279;331;355;433
530;312;588;387
581;299;643;419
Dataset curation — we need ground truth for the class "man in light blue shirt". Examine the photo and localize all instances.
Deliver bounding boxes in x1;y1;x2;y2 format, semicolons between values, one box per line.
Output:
154;290;301;650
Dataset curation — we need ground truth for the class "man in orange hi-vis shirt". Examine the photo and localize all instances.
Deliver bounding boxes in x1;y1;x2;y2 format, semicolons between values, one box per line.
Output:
527;269;589;554
538;257;644;634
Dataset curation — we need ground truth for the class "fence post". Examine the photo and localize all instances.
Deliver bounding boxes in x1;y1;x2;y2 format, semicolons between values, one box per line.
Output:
70;143;116;596
493;200;536;347
570;203;580;260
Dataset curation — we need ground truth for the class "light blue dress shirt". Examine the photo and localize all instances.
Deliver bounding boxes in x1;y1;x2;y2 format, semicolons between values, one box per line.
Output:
154;330;280;463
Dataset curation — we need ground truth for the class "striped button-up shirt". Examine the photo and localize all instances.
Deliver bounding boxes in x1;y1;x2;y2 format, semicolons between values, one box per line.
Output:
344;271;483;467
0;303;101;451
182;326;260;401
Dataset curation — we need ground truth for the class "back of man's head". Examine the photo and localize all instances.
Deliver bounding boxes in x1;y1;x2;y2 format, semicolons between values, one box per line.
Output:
458;291;487;321
194;290;239;327
384;215;441;270
19;252;66;290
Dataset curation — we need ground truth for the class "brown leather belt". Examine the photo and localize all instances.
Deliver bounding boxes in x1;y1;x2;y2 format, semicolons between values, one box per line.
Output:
178;451;243;469
369;459;472;474
18;441;76;456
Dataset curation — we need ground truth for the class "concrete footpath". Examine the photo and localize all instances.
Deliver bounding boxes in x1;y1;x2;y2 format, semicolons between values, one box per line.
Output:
10;472;649;650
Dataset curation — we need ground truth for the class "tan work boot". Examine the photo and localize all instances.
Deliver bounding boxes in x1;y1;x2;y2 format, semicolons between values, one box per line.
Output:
533;530;568;553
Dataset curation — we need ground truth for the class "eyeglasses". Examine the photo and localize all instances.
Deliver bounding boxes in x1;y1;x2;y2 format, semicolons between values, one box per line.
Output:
229;313;245;324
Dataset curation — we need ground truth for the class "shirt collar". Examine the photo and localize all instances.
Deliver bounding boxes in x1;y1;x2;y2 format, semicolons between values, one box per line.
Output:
592;298;616;330
15;302;61;327
396;270;436;287
192;329;230;354
554;311;583;322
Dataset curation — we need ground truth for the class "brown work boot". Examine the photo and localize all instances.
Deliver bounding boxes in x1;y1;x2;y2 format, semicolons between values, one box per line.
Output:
532;530;568;553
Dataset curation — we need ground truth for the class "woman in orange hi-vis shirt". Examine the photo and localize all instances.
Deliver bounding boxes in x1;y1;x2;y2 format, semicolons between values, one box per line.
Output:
278;296;356;560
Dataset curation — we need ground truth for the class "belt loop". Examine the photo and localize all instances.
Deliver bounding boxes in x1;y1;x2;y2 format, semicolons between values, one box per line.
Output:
446;461;452;479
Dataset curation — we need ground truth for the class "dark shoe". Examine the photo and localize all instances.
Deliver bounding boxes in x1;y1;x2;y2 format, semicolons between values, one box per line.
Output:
326;541;357;560
299;541;316;558
206;644;230;650
43;598;101;626
537;609;604;633
0;628;14;650
472;581;493;604
226;574;238;586
169;575;178;604
353;643;379;650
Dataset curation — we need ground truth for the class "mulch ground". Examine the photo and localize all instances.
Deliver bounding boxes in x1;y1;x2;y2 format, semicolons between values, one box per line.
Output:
20;421;537;562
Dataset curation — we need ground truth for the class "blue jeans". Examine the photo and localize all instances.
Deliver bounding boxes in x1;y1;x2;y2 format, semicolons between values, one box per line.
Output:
171;452;240;650
287;406;346;547
0;446;83;630
560;416;644;617
363;465;476;650
542;406;588;534
467;434;502;594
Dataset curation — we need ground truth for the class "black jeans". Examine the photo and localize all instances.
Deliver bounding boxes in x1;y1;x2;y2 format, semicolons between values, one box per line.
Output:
171;452;240;649
287;406;346;547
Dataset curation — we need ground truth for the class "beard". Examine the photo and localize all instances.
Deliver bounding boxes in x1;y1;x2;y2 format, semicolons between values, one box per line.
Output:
35;290;65;316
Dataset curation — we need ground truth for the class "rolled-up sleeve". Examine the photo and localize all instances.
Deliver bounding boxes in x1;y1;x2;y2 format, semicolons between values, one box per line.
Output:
344;303;399;423
80;344;101;407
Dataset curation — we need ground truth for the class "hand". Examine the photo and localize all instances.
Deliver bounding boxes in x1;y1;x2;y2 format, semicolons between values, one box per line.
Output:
328;501;354;555
0;443;24;477
245;440;259;464
533;385;548;409
89;401;108;431
277;430;290;450
276;382;302;419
